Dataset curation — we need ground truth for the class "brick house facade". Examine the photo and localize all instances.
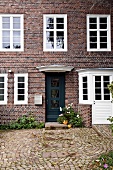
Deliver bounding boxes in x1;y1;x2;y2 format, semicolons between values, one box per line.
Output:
0;0;113;127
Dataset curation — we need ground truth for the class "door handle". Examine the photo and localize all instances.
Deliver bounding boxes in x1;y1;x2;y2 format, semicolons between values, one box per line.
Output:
94;101;95;104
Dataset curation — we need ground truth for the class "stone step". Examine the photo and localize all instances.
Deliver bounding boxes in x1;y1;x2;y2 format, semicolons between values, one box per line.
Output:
45;122;68;130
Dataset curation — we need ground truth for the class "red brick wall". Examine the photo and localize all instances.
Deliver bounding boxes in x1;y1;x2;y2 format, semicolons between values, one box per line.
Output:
78;104;92;127
0;0;113;125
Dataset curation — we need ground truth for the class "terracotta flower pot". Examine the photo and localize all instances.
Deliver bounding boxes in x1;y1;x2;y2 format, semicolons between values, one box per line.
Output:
68;124;72;128
63;120;68;125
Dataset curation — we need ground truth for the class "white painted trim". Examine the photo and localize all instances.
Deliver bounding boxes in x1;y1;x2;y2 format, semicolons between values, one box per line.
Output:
87;14;111;52
43;14;67;52
37;65;74;72
78;68;113;105
14;73;28;105
0;74;8;105
0;14;24;52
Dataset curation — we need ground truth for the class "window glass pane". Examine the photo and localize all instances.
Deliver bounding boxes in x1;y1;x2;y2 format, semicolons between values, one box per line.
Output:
89;18;97;23
13;43;21;49
89;24;97;29
83;95;88;100
18;95;24;101
18;83;24;88
51;90;59;98
100;31;107;36
46;17;54;29
13;37;20;43
2;23;10;29
46;31;54;49
13;31;20;37
51;78;59;87
18;89;24;94
82;76;88;100
51;100;59;108
95;95;101;100
100;24;107;29
100;18;107;29
0;77;4;82
0;89;4;94
13;23;20;29
18;77;24;82
90;37;97;42
104;95;110;100
2;43;10;49
83;83;87;88
90;43;97;49
95;76;101;81
2;17;10;22
56;18;64;29
100;43;107;49
95;89;101;94
2;31;10;36
3;37;10;42
0;95;4;101
56;31;64;49
83;77;87;82
13;17;20;29
100;18;107;23
103;76;109;82
83;89;87;94
90;31;97;37
95;76;101;100
100;37;107;42
0;83;4;88
46;31;54;42
13;17;20;23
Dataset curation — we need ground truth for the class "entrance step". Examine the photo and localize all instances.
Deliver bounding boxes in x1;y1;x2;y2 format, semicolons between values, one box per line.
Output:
45;122;68;130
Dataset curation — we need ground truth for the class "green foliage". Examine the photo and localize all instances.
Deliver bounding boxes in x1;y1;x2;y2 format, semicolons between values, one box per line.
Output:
57;103;83;127
90;151;113;169
108;81;113;98
107;117;113;133
57;115;67;124
0;113;45;130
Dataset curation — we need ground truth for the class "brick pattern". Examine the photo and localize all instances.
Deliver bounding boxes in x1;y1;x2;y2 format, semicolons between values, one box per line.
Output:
78;104;92;127
0;0;113;126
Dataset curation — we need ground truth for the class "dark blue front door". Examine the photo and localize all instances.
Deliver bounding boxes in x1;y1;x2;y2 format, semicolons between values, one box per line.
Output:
46;73;65;122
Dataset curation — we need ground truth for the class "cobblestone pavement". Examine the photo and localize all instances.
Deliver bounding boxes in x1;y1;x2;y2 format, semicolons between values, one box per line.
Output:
0;128;113;170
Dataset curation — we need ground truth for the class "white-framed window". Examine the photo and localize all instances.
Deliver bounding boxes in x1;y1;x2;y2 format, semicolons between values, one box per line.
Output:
43;14;67;51
79;74;90;104
78;69;113;104
0;74;8;105
87;14;111;51
14;73;28;105
0;14;24;51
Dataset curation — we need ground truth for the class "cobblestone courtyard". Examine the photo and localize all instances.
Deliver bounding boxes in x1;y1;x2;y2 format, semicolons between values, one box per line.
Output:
0;128;113;170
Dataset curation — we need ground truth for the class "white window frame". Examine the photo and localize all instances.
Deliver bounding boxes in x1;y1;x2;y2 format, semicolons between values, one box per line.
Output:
0;74;8;105
87;14;111;51
14;73;28;105
79;73;91;104
43;14;67;51
78;69;113;104
0;14;24;52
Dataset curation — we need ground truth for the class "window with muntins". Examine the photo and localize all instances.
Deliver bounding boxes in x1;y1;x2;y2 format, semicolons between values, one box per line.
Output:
43;14;67;51
0;74;8;105
87;15;111;51
82;76;88;100
14;74;28;104
0;14;24;51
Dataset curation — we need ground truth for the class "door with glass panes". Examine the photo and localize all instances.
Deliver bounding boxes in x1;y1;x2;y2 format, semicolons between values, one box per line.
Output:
92;75;112;124
46;73;65;122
